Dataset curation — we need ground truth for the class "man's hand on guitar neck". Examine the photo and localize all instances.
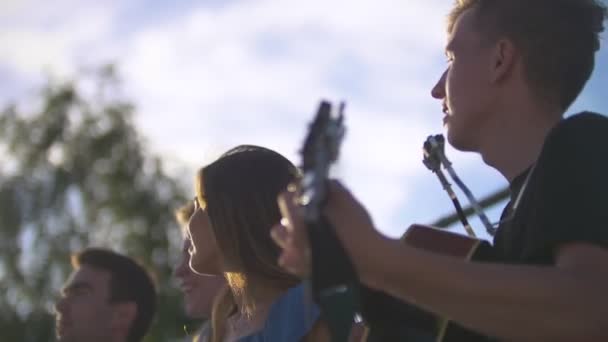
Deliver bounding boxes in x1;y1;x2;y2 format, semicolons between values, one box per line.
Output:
270;180;386;285
271;182;376;342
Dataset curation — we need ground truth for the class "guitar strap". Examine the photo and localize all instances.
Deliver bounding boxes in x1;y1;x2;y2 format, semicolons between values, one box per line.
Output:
497;162;537;228
511;162;536;214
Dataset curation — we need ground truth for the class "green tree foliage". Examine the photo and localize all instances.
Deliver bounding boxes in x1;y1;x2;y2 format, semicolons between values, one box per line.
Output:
0;66;197;341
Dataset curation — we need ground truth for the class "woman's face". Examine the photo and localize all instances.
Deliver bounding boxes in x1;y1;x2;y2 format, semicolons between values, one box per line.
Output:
174;238;224;319
187;192;223;275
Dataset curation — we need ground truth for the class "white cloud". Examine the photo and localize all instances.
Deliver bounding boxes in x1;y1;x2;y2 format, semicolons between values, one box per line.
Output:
1;0;514;238
0;0;121;78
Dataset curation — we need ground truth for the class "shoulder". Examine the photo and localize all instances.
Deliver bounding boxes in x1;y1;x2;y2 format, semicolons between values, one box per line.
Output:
560;111;607;126
240;283;320;342
263;283;320;340
534;111;608;191
265;283;319;327
546;111;608;145
528;112;608;261
540;111;608;164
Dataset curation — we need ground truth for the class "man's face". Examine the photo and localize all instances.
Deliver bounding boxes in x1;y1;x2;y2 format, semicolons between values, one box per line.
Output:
54;266;115;342
431;8;497;152
174;238;225;319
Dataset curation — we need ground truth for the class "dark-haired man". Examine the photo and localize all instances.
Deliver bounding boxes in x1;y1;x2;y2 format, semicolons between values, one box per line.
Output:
55;248;156;342
273;0;608;340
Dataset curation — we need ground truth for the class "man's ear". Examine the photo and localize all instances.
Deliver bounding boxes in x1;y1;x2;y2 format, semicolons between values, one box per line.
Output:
490;38;517;84
112;301;137;334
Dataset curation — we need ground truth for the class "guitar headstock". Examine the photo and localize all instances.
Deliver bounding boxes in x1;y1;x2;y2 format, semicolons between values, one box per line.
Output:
422;134;446;173
298;100;346;222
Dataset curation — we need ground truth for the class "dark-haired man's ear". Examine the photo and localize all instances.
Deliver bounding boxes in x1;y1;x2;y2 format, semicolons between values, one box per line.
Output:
490;38;517;84
111;302;137;336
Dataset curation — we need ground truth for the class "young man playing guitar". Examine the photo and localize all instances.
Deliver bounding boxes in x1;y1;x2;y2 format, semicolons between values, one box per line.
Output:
272;0;608;340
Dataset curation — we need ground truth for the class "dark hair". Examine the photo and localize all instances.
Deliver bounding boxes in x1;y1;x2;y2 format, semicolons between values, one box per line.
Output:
71;248;157;342
195;145;301;342
448;0;607;110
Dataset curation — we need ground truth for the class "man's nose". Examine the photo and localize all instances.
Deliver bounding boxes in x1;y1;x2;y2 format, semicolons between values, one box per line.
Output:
431;70;447;99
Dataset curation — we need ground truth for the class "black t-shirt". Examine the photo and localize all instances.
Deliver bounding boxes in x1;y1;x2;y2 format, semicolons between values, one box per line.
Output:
493;112;608;264
368;112;608;342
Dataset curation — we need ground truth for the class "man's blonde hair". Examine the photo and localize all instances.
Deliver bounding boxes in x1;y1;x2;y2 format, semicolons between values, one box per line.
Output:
446;0;606;110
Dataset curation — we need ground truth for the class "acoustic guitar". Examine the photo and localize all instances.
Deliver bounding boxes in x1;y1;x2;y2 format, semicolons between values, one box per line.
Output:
359;224;494;342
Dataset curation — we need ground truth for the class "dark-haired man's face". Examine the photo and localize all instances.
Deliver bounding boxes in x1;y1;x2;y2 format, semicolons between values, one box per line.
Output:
431;8;497;152
55;266;115;342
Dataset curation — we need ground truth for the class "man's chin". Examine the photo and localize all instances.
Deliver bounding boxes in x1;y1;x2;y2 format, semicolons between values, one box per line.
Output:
446;128;476;153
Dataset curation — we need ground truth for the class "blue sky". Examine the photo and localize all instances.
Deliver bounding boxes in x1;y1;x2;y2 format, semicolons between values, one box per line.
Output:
1;0;607;242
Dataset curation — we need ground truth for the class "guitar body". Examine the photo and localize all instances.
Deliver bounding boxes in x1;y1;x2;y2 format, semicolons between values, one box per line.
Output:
361;225;495;342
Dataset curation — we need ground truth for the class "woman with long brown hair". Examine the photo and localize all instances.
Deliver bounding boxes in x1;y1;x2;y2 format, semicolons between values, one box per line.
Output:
186;145;329;342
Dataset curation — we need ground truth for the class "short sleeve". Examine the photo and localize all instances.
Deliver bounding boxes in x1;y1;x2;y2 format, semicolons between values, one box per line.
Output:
532;112;608;260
